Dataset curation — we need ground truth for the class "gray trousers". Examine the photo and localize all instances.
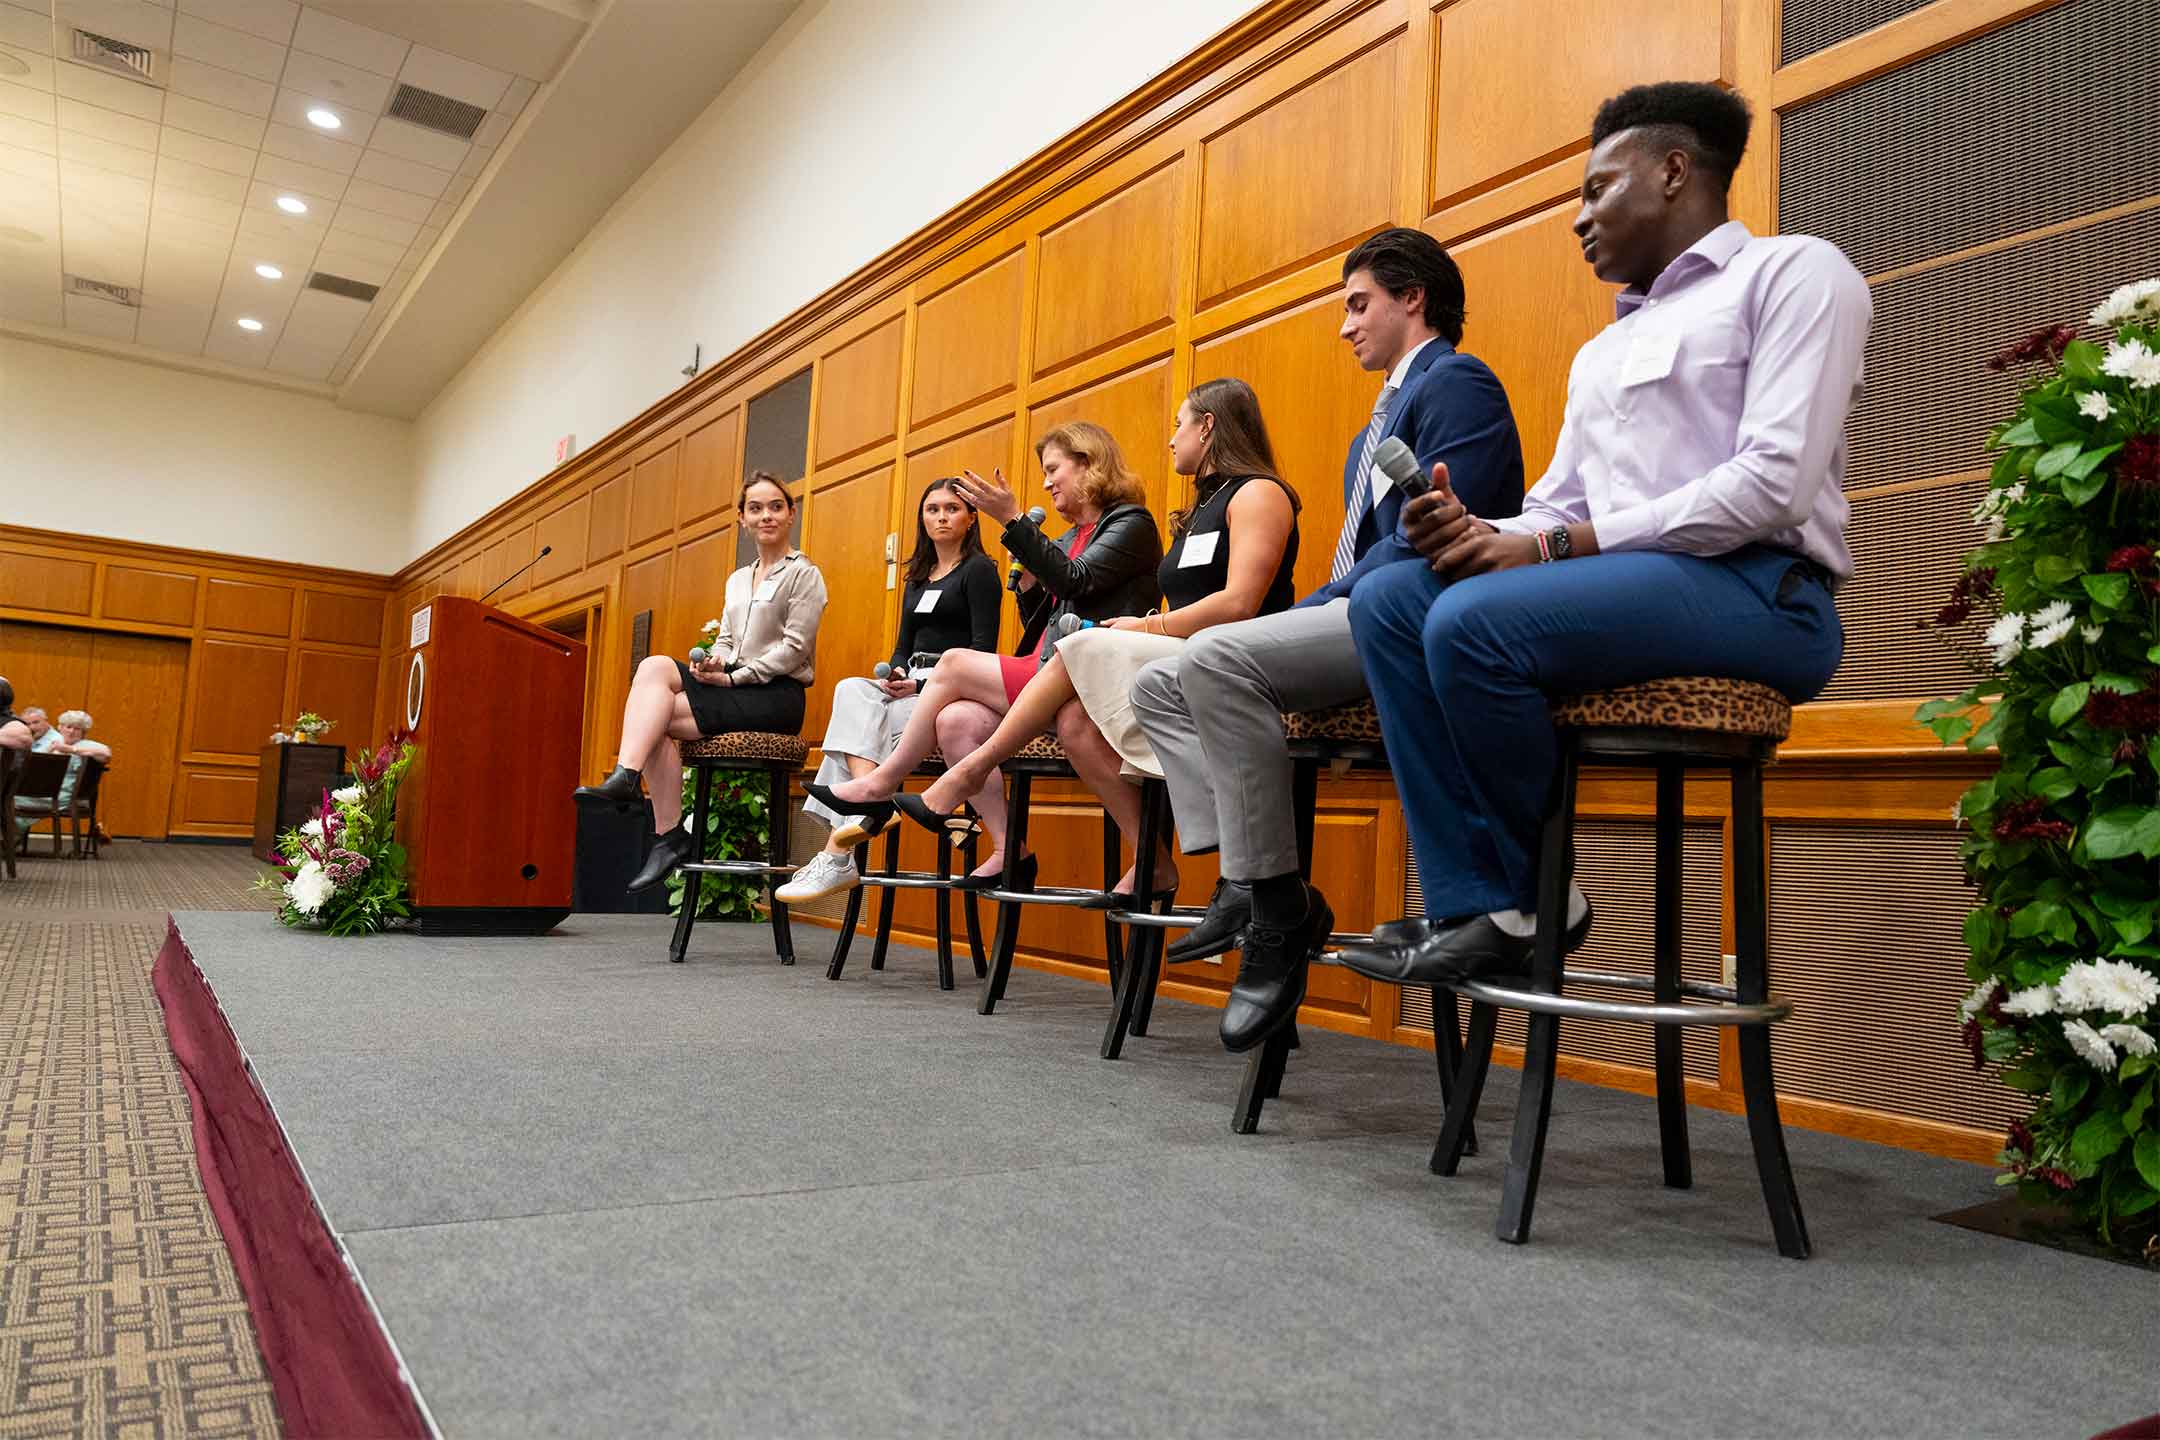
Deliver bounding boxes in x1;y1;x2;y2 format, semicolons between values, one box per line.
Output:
1130;598;1367;881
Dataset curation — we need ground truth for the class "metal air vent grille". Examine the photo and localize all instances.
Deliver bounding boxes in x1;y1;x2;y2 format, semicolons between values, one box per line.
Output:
386;83;486;140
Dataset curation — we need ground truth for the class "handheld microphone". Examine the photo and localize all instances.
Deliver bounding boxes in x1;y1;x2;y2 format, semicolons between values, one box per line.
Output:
1055;613;1096;638
688;645;708;664
480;545;552;604
1371;437;1430;499
873;661;904;681
1006;506;1048;591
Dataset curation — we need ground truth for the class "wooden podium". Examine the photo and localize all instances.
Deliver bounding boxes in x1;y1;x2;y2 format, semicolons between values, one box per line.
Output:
396;596;585;934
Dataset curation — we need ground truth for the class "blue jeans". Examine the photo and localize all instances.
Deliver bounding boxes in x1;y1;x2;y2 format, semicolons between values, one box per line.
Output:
1347;547;1843;919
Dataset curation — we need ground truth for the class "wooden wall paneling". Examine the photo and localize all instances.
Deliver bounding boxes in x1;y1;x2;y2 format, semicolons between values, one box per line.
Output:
799;465;896;744
629;442;683;550
202;578;294;638
678;408;744;530
100;565;198;628
902;417;1020;646
73;632;188;837
0;620;96;721
176;767;260;834
1034;161;1183;377
1194;28;1401;309
530;493;590;591
1192;294;1377;600
186;638;289;757
1025;361;1174;534
1446;200;1618;486
812;315;906;468
1428;0;1724;208
298;589;387;648
0;549;97;616
664;526;736;669
620;549;673;685
588;465;631;565
293;648;381;750
910;247;1027;427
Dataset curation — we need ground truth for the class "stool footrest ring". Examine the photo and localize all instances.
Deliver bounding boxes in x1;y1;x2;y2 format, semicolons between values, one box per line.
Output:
680;861;796;877
1452;973;1787;1026
856;872;970;892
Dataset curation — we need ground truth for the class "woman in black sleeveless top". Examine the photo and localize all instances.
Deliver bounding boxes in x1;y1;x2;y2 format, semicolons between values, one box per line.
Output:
905;378;1299;903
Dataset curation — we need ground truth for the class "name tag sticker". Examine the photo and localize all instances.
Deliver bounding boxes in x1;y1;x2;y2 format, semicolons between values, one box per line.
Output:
1621;327;1679;387
914;588;942;614
753;578;780;604
1178;530;1220;568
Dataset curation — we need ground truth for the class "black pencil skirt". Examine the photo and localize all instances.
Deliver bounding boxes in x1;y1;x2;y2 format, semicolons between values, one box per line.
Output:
674;665;806;737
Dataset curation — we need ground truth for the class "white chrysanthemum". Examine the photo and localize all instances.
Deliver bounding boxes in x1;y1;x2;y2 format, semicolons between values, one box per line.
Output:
333;784;362;804
1985;611;2025;666
1984;516;2007;543
2001;481;2027;506
2002;985;2054;1018
2101;1024;2157;1058
2054;959;2160;1017
2100;338;2160;389
1950;798;1964;824
286;860;334;916
2029;616;2075;649
300;817;325;839
2090;278;2160;328
1959;979;1998;1022
2063;1018;2118;1071
2077;391;2116;422
2080;623;2105;644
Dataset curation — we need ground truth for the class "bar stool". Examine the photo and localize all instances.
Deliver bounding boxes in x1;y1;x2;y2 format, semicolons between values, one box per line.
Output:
1428;676;1808;1258
826;752;989;990
671;732;809;966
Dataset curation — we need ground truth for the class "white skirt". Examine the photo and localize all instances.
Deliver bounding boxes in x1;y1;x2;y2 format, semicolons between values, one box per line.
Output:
802;676;919;827
1057;625;1185;779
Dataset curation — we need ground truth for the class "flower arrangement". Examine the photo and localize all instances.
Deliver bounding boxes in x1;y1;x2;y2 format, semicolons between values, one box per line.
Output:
1916;278;2160;1253
254;729;417;936
665;766;767;920
289;711;334;742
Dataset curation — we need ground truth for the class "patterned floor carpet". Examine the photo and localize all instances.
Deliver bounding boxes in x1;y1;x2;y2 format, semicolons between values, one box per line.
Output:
1;844;285;1439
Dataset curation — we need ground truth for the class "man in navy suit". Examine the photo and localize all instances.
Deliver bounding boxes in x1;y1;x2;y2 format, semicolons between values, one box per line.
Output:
1132;226;1523;1053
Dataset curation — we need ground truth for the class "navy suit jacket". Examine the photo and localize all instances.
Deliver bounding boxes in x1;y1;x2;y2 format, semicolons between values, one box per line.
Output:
1298;341;1525;607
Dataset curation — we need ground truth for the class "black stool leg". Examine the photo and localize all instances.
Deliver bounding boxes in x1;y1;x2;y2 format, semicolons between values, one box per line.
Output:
869;826;900;971
1652;756;1693;1189
978;771;1030;1014
1497;738;1579;1244
1432;998;1498;1174
825;838;868;980
1430;986;1479;1157
766;764;795;965
1100;810;1125;991
961;832;987;978
933;822;956;991
669;765;714;964
1232;1023;1295;1132
1130;782;1168;1038
1732;753;1810;1259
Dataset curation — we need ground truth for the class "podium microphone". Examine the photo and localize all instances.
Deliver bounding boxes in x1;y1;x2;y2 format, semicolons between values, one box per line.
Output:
481;545;552;603
1006;506;1047;591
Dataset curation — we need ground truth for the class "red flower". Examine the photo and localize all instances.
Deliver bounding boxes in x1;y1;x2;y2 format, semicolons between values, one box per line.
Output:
1991;798;2075;843
2033;1166;2076;1192
2107;545;2156;574
2085;683;2160;736
1986;323;2077;372
2006;1118;2035;1156
2118;435;2160;495
1961;1017;1986;1070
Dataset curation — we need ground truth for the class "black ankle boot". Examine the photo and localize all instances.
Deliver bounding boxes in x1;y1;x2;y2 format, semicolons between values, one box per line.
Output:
627;825;692;892
575;764;643;803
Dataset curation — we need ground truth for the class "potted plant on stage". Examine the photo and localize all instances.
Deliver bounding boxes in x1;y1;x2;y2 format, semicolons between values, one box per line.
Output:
1917;278;2160;1258
255;729;418;935
289;711;334;743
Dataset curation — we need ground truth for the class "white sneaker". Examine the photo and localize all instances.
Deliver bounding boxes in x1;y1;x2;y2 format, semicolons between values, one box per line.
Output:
775;850;860;904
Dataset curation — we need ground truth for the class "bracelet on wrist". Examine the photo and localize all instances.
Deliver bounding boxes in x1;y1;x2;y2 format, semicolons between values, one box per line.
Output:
1534;529;1554;564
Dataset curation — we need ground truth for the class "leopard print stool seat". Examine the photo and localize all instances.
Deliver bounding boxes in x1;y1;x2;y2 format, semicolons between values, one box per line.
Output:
681;731;810;765
1011;734;1068;764
1552;677;1791;742
1282;699;1384;745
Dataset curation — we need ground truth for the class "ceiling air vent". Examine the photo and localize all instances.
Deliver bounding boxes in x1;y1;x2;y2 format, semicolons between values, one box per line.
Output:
65;273;138;308
385;83;486;140
306;271;381;303
72;29;158;84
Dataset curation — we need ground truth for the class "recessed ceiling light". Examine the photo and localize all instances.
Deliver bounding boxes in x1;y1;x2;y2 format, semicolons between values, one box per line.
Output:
254;263;284;280
306;107;341;131
275;195;308;215
237;317;264;332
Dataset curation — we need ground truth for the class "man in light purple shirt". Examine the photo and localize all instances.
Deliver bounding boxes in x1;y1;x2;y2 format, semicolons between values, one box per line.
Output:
1341;81;1869;984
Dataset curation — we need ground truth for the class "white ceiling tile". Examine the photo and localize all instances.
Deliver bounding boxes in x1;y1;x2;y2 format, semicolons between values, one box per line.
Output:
153;154;248;203
397;44;509;112
0;163;57;211
167;55;275;117
177;0;297;47
328;201;412;244
133;298;214;352
53;61;166;122
58;130;156;181
64;290;141;339
0;140;53;182
290;7;404;79
351;147;443;197
339;175;428;222
266;341;338;380
498;75;535;119
0;8;52;56
242;181;329;232
0;277;64;328
470;110;507;148
57;96;160;152
316;224;399;267
255;150;346;199
413;222;438;248
57;0;174;54
364;114;465;171
0;78;51;124
152;184;238;222
439;172;471;205
59;214;147;284
171;12;287;85
455;142;490;179
158;123;253;176
148;203;233;249
282;285;364;337
422;196;453;228
260;118;357;173
306;244;386;284
280;48;389;115
0;110;52;153
144;236;229;291
0;45;55;91
162;91;266;148
271;84;375;142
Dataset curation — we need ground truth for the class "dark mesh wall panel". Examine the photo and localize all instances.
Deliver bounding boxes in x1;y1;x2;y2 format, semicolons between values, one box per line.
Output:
1780;0;1937;64
1820;479;1990;704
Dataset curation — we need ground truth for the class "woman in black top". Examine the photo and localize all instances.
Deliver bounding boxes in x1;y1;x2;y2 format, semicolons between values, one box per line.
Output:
782;478;1001;903
911;378;1298;903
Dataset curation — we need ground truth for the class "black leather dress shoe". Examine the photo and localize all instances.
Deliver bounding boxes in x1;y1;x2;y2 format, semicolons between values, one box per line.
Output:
627;825;693;892
1166;878;1250;962
574;764;642;803
1336;903;1596;986
1220;886;1333;1053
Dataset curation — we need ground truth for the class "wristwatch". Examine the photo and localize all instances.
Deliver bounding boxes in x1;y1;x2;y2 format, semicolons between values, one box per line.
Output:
1547;525;1573;560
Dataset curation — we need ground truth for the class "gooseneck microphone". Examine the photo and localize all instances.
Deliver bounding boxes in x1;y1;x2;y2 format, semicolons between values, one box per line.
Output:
1370;437;1430;499
481;545;552;603
1007;506;1048;591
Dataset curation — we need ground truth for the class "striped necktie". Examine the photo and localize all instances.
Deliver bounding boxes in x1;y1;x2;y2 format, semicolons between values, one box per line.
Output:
1328;382;1397;583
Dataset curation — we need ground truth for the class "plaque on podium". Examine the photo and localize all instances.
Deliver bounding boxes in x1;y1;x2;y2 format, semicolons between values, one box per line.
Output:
396;596;585;934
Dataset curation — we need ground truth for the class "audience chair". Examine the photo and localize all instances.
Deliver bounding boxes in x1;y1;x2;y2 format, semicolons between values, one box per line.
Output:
1428;677;1809;1259
0;747;20;880
12;752;72;859
671;732;810;966
826;752;989;991
64;757;106;859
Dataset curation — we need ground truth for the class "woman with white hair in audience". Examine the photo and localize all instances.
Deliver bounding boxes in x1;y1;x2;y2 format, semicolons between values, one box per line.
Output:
13;710;110;840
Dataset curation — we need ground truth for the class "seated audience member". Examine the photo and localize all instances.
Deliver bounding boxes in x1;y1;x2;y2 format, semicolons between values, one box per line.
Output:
1340;82;1865;986
576;472;828;891
13;710;109;840
19;707;53;750
803;421;1161;891
47;710;112;761
0;679;28;751
778;477;1002;904
910;378;1299;906
1128;227;1526;1052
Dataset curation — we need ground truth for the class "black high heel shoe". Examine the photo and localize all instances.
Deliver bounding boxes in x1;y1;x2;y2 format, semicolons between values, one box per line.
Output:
802;780;895;832
1077;878;1180;912
893;791;982;838
828;801;897;849
951;852;1037;893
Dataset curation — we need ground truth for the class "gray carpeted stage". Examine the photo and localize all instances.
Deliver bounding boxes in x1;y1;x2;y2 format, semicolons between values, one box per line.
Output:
173;911;2153;1438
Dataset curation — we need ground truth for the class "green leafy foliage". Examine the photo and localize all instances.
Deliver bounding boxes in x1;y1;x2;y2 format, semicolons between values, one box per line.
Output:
665;769;769;921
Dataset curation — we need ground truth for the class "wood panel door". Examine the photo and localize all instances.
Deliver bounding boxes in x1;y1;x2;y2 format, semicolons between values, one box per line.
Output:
0;621;189;837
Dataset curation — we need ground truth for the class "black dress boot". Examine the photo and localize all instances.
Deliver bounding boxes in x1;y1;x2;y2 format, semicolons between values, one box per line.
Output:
575;764;643;804
1166;878;1250;962
1219;885;1333;1053
627;825;692;892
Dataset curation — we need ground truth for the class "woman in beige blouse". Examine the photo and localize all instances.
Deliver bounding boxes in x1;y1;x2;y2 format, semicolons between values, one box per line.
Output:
576;471;828;890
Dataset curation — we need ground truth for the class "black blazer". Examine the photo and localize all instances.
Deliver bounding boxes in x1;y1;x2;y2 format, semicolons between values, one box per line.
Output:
1004;500;1163;661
